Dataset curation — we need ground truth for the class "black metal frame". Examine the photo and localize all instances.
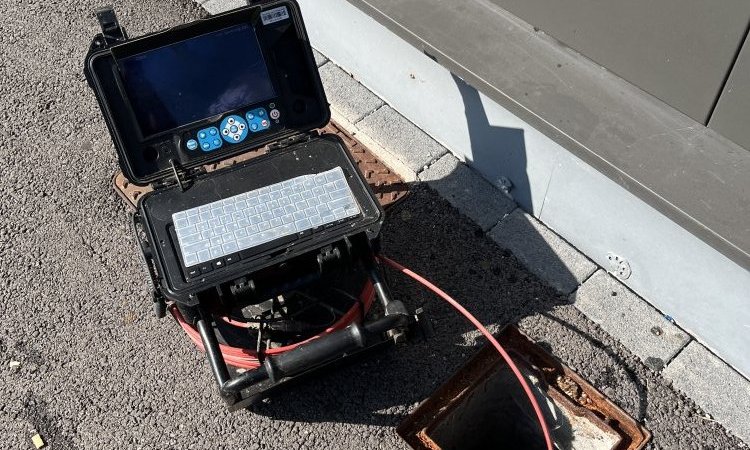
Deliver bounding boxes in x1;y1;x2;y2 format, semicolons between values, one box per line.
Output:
196;260;414;408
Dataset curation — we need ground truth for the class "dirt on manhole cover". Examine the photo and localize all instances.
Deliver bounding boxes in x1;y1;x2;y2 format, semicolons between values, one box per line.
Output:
398;326;651;450
112;121;409;210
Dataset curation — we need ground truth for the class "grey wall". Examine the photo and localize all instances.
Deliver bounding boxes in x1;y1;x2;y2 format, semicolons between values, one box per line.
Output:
298;0;750;378
489;0;750;125
710;37;750;150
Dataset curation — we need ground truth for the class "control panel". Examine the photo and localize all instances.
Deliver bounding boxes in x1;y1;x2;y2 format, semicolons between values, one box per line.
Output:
181;102;283;154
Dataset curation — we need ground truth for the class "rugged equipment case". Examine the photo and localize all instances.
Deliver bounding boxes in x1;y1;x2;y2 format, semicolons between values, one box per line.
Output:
84;1;416;408
84;1;384;309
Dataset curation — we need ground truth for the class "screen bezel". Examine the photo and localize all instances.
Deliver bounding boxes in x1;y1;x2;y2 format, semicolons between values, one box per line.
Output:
111;11;280;141
114;22;278;139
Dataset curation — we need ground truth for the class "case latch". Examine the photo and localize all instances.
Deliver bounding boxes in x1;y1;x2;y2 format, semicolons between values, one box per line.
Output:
94;6;128;47
267;131;318;152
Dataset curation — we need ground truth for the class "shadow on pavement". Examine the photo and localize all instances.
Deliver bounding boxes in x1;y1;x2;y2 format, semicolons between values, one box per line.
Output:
246;76;641;443
249;186;572;436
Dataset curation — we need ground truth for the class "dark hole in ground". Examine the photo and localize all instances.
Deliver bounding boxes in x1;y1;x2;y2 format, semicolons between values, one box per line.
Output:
428;363;548;450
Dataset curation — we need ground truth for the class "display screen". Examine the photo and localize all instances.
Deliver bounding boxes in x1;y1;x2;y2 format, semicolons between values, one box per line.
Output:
118;24;276;137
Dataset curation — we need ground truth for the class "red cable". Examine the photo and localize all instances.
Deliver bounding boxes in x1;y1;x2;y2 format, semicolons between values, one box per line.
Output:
377;255;555;450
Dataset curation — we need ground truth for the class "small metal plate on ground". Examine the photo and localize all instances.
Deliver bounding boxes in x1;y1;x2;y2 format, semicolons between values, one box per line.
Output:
397;326;651;450
113;121;409;210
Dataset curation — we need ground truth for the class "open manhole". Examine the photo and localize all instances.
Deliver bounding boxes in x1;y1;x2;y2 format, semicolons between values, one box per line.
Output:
113;121;409;210
398;326;650;450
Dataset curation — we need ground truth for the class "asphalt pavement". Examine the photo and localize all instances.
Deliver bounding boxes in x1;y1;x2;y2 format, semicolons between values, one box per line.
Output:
0;0;746;449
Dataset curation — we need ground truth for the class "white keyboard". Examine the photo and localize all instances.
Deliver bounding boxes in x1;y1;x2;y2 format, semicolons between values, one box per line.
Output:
173;167;360;268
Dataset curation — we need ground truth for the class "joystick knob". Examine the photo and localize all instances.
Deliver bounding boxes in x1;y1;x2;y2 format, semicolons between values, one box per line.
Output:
220;115;249;144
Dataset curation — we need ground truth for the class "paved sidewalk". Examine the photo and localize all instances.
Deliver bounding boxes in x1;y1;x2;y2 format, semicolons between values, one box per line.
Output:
0;1;746;448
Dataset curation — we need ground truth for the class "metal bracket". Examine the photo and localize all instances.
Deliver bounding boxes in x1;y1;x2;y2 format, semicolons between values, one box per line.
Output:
267;131;316;152
169;159;187;192
94;6;127;47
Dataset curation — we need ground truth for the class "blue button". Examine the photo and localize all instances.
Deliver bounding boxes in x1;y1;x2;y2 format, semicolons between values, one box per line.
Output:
199;132;207;139
258;110;264;116
209;128;217;136
247;113;254;120
213;139;221;146
219;115;248;144
186;139;198;151
251;124;258;130
202;143;210;150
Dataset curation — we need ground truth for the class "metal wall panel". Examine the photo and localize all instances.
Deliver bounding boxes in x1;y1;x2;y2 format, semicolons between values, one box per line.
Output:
490;0;750;124
710;36;750;150
294;0;750;377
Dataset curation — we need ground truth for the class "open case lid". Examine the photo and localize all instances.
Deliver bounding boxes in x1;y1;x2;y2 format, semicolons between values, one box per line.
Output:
84;0;329;185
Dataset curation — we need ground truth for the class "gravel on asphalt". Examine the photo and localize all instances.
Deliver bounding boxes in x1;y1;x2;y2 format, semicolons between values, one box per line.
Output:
0;1;746;449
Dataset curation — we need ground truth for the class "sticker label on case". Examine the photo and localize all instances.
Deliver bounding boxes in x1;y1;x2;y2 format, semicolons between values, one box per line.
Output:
261;6;290;25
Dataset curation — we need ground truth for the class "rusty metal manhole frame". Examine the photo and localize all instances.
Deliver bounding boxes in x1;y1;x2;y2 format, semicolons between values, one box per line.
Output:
112;121;409;210
397;326;651;450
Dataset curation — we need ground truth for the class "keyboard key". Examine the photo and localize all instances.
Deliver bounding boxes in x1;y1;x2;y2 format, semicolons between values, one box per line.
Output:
199;262;213;274
180;232;202;245
183;240;211;254
222;241;239;253
295;218;312;230
329;196;355;211
184;253;199;267
196;249;211;262
329;189;348;200
185;266;202;279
